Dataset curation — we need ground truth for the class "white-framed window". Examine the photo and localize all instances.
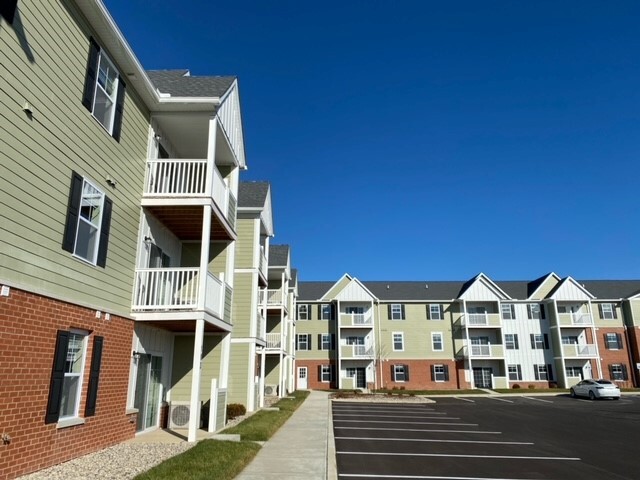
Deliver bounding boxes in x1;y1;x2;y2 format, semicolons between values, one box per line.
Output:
88;49;120;134
390;304;405;320
527;304;545;320
561;336;578;345
610;364;628;381
600;303;615;320
60;331;88;419
505;334;519;350
393;332;404;351
297;304;309;320
428;304;442;320
74;178;105;265
533;364;552;381
431;332;443;351
393;364;408;382
605;333;622;350
565;366;582;378
346;368;357;378
346;336;365;346
530;333;548;350
321;304;332;320
508;364;522;381
321;365;332;383
296;334;310;350
433;364;447;382
501;304;515;320
320;333;332;350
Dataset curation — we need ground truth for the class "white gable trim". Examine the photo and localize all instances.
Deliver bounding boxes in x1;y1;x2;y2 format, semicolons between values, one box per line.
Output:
335;277;378;302
217;80;246;169
549;276;595;301
459;273;511;301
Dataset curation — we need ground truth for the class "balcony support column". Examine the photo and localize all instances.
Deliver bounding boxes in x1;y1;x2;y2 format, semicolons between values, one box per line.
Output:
205;115;218;197
260;347;266;408
197;205;213;310
188;318;205;442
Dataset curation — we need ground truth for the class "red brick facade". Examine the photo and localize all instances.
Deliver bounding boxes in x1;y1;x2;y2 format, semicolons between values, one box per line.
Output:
381;359;461;390
295;360;338;390
0;287;136;480
597;327;635;388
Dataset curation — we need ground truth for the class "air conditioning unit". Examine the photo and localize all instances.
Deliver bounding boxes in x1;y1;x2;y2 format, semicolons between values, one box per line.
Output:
264;384;278;396
169;401;192;429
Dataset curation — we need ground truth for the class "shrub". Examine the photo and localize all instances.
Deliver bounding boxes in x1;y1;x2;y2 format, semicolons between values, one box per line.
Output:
512;384;521;389
400;386;406;391
527;384;536;390
227;403;246;420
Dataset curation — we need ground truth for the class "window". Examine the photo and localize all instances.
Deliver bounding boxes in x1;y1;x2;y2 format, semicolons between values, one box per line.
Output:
530;333;549;350
46;330;103;424
609;364;628;381
428;304;442;320
82;38;126;139
346;368;357;378
508;364;522;381
604;333;623;350
565;366;582;378
431;332;443;351
527;304;546;320
389;304;405;320
62;173;112;267
562;336;578;345
533;364;553;381
501;304;516;320
432;364;449;382
296;334;311;351
297;304;309;320
346;336;365;346
320;304;333;320
600;303;617;320
392;364;409;382
320;365;332;383
393;332;404;351
505;334;519;350
319;333;334;350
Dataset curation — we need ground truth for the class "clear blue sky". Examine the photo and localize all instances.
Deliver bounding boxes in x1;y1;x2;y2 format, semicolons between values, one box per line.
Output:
105;0;640;282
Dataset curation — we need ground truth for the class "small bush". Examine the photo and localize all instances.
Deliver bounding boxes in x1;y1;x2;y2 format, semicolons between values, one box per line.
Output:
227;403;246;420
527;384;536;390
512;384;521;389
400;386;406;391
549;382;558;389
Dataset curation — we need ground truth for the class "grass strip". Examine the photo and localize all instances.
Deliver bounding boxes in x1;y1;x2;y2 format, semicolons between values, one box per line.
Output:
134;440;261;480
492;388;569;394
371;389;484;395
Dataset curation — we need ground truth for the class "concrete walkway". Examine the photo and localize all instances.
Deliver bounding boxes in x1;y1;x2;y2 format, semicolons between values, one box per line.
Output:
235;390;336;480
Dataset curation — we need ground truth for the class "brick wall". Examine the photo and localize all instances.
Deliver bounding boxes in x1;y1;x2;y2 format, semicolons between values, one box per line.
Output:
598;327;635;388
295;360;337;390
382;359;460;390
0;287;136;480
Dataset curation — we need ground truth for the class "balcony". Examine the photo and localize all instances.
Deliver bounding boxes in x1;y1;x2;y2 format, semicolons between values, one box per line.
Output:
339;313;373;327
258;249;268;283
562;343;597;357
463;313;501;327
558;312;593;327
260;289;289;308
265;332;282;350
464;344;504;358
132;268;226;320
256;311;265;340
341;344;373;358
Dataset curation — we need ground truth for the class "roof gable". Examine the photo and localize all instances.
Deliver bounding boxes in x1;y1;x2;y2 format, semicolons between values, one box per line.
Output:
321;274;353;300
147;70;236;98
459;273;511;301
528;272;562;299
548;277;594;301
333;277;378;302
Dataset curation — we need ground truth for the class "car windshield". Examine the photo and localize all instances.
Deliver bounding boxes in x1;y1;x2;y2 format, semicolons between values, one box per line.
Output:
597;380;613;385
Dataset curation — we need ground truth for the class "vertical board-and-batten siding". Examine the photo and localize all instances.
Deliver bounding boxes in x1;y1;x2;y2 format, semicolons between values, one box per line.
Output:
0;0;150;316
335;280;374;302
551;281;592;301
460;280;503;301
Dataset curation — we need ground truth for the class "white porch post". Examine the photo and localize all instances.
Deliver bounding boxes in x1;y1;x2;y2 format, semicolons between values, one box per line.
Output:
260;347;266;408
188;318;205;442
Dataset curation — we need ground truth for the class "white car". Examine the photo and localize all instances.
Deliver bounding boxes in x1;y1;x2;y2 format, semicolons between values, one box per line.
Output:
570;379;621;400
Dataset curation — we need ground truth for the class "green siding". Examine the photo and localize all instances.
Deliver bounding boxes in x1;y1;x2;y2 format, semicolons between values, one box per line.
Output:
323;276;351;300
0;0;150;316
265;356;280;385
227;342;251;407
531;276;560;300
235;218;256;269
232;272;254;337
171;334;224;402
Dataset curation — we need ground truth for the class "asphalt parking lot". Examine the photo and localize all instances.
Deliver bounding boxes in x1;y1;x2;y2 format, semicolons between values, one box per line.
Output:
332;394;640;479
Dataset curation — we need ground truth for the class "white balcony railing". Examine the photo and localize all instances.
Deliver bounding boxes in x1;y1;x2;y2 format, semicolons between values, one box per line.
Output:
468;313;488;325
558;312;593;326
563;343;597;357
266;332;282;349
145;159;207;196
353;345;373;357
260;289;287;306
471;344;490;356
467;343;504;358
132;268;224;318
340;313;373;326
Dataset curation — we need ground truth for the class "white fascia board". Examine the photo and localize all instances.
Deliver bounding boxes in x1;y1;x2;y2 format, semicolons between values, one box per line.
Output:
527;272;562;300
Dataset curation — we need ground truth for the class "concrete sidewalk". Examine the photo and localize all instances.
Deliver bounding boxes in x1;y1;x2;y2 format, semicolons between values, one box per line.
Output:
235;390;336;480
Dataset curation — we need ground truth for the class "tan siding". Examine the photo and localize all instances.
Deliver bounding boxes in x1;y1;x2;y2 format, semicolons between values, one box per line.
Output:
323;276;351;300
235;218;256;269
0;0;149;316
232;272;254;337
531;276;560;300
171;334;224;402
227;343;251;407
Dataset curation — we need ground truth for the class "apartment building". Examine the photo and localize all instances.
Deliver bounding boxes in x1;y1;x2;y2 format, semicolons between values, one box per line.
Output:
295;273;640;391
1;1;246;477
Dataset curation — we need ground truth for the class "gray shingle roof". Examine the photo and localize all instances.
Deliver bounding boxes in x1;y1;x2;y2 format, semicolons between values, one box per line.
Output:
238;182;270;208
147;70;236;98
297;279;640;302
269;245;289;267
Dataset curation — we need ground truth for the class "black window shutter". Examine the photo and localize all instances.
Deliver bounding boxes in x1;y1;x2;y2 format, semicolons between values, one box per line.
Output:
443;365;449;381
317;334;322;350
510;305;515;319
387;305;392;319
514;334;519;349
401;305;405;320
534;365;539;381
307;334;312;351
622;364;628;380
317;365;322;381
318;305;322;319
540;304;546;319
598;304;604;318
96;196;112;268
404;365;410;381
62;172;84;253
603;333;610;349
547;364;553;381
390;364;395;381
616;333;623;349
426;305;431;320
613;304;618;319
608;364;614;378
0;0;18;24
430;365;435;381
527;304;532;319
331;334;336;350
112;78;126;141
82;38;100;111
331;303;336;320
517;365;522;379
85;336;104;417
45;330;70;424
331;365;336;384
543;334;549;349
530;334;535;349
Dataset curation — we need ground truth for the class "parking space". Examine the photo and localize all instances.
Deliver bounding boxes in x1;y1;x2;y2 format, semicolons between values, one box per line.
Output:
333;396;640;479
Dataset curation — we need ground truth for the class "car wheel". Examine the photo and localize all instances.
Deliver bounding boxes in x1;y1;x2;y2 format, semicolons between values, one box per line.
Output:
589;391;596;400
570;388;576;398
613;397;620;401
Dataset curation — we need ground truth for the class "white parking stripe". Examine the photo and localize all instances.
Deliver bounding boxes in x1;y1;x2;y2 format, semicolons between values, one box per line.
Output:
488;397;513;403
340;474;534;479
337;451;581;461
333;420;477;426
522;396;553;403
333;409;445;414
334;415;460;420
454;397;475;403
334;427;501;434
335;436;534;445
